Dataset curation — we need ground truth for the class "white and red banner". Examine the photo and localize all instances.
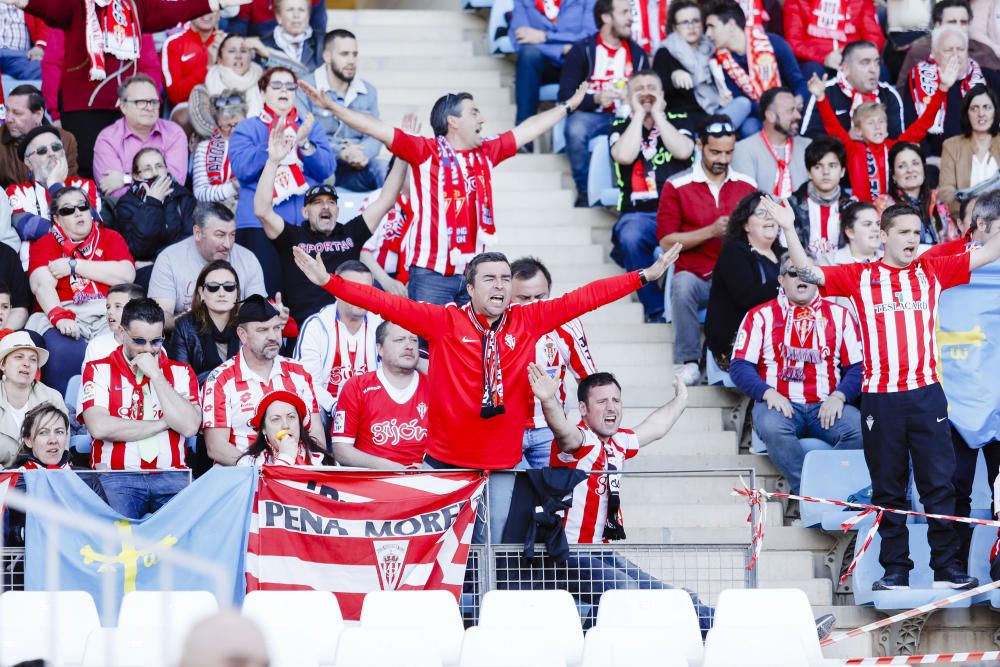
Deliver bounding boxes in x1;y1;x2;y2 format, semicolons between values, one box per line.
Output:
0;473;18;517
245;467;486;619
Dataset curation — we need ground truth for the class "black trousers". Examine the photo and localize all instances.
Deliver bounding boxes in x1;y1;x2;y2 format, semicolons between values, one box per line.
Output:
861;384;960;576
951;428;1000;565
60;109;120;180
235;227;281;297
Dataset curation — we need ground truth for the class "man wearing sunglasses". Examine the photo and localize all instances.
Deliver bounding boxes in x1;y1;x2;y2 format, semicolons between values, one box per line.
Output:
80;298;201;519
729;253;864;494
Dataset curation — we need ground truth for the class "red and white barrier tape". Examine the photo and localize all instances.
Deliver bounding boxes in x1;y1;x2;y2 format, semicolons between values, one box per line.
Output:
841;652;1000;665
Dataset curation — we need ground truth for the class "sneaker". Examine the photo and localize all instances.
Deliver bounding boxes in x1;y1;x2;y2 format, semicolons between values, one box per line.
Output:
933;570;979;589
674;362;701;386
644;312;666;324
872;573;910;591
574;192;590;208
814;613;836;642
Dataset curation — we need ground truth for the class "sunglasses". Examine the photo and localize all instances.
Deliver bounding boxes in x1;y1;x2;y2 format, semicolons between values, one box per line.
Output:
27;142;63;158
55;203;89;217
703;121;735;136
129;336;164;348
203;282;238;293
213;94;245;108
268;81;298;91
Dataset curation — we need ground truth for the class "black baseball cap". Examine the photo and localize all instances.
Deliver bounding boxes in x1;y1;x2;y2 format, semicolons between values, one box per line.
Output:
304;183;339;204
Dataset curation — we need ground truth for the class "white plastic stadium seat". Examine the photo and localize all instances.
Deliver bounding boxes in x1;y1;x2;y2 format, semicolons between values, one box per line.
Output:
360;590;464;665
582;627;689;667
82;627;163;667
478;590;583;666
703;625;811;666
0;590;100;666
594;589;703;666
117;591;219;665
459;626;566;667
711;589;823;665
335;627;442;667
242;590;343;665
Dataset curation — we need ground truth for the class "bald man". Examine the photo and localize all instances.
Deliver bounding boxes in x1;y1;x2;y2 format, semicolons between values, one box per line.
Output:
179;611;269;667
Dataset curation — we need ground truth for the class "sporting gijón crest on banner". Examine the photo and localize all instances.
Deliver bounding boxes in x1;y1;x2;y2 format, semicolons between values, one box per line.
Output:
245;467;486;620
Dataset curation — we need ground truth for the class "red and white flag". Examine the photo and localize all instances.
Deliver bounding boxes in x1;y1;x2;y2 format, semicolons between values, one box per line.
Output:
0;473;18;516
245;467;486;620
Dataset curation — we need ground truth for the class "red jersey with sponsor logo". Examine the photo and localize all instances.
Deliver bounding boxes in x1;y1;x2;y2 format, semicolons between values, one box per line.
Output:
79;348;197;470
819;254;971;393
549;423;639;544
331;369;430;467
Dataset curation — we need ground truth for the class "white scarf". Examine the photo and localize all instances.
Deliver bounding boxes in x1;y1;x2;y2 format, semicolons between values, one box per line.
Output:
205;63;265;117
273;26;313;62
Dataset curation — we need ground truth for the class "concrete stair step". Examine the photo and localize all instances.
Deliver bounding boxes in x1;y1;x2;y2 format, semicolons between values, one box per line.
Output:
760;578;833;606
494;207;613;227
492;169;565;190
623;501;784;529
328;9;487;28
631;453;780;476
596;365;685;389
576;301;644;324
566;406;723;432
495;224;590;246
755;551;816;581
649;430;739;455
379;104;514;133
367;69;505;88
577;322;670;343
493;188;574;208
620;475;777;503
622;526;834;549
586;341;672;364
365;41;476;57
347;25;471;42
505;154;573;172
493;244;606;265
368;56;508;72
379;86;511;107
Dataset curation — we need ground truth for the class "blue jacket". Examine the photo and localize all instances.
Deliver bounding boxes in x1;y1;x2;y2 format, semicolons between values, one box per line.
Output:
722;33;808;112
228;115;335;230
510;0;596;63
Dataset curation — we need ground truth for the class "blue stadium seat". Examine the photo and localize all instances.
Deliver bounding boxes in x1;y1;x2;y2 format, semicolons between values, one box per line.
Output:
911;449;992;523
799;450;871;530
539;83;559;102
488;0;514;54
749;429;828;463
337;189;374;224
586;134;620;207
71;435;93;455
968;524;1000;607
852;522;974;609
65;374;82;423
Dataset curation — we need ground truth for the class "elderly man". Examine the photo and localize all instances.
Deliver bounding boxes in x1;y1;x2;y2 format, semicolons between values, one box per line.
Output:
903;24;1000;157
92;73;189;198
148;202;266;330
801;40;905;138
732;86;810;198
0;84;77;187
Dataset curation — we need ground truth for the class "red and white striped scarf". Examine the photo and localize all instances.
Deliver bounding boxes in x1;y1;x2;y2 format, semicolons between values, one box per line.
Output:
910;56;984;134
714;24;781;102
777;290;824;383
836;72;878;115
437;136;497;268
535;0;561;21
466;307;508;419
84;0;140;81
204;129;232;186
865;142;888;201
259;105;308;205
631;0;669;53
50;221;104;304
760;131;793;197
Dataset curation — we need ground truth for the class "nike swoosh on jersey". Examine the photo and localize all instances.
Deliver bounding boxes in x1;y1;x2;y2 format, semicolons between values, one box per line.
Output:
180;53;196;62
460;337;477;343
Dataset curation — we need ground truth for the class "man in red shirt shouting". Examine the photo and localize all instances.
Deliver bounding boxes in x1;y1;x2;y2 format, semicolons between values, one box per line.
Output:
777;197;1000;591
293;244;681;469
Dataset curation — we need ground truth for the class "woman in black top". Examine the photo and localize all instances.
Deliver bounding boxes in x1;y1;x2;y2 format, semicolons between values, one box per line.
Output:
168;260;241;383
705;191;783;369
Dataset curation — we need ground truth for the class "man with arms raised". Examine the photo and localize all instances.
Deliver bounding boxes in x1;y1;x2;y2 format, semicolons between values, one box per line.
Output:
293;243;680;470
777;196;1000;590
330;321;428;469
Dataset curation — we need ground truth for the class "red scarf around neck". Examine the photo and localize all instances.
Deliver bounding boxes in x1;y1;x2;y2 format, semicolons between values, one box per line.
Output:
51;221;105;304
760;131;793;197
259;105;308;204
84;0;140;81
466;306;507;419
910;56;984;134
836;72;878;115
535;0;561;21
715;24;781;102
205;129;232;186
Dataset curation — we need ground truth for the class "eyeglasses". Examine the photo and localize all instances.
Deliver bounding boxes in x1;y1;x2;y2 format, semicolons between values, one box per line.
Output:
55;203;89;217
129;336;164;348
203;282;238;293
752;206;774;219
267;81;298;91
675;18;701;27
703;121;735;136
125;98;161;109
26;142;63;158
213;94;245;108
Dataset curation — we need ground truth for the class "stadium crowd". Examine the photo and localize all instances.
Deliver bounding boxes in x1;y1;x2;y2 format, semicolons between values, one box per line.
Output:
0;0;998;600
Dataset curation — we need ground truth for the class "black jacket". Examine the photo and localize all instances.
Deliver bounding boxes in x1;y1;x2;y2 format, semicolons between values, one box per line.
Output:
651;47;706;121
167;313;240;384
787;182;854;251
705;238;781;363
501;467;588;563
111;181;197;262
558;35;649;111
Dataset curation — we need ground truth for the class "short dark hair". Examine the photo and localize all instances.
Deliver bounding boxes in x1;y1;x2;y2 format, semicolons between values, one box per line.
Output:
118;73;158;101
629;68;661;86
374;320;412;346
218;32;243;56
971;190;1000;234
759;86;793;118
880;203;923;232
8;84;45;112
960;195;978;222
258;66;297;92
667;0;701;29
804;135;847;170
887;142;928;204
335;260;371;276
933;0;971;25
120;297;165;330
703;0;746;29
0;280;10;299
841;40;879;63
193;201;235;228
430;92;474;137
698;113;737;141
464;252;510;286
594;0;614;28
840;200;877;245
510;257;553;289
577;372;622;403
960;84;1000;137
108;283;146;302
324;28;356;51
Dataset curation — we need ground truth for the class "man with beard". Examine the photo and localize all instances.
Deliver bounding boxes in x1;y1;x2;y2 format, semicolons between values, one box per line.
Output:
656;116;756;385
307;29;386;192
255;127;406;323
202;295;324;465
330;321;428;469
732;87;810;198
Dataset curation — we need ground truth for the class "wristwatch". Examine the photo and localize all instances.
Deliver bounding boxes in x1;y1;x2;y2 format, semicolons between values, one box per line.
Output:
299;140;316;154
638;269;648;285
563;102;575;116
68;258;77;278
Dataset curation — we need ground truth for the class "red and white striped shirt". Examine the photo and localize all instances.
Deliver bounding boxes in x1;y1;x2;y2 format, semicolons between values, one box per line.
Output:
527;319;597;428
733;292;863;403
390;128;517;277
201;351;320;453
820;254;972;393
361;191;413;280
79;348;197;470
550;423;639;544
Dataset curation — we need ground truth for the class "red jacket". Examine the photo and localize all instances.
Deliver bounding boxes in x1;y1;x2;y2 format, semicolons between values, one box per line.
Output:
817;88;946;202
783;0;884;65
320;271;643;469
27;0;209;114
161;24;217;106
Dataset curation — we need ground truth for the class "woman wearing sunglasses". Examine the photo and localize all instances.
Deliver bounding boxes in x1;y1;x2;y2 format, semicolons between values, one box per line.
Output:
228;65;333;296
168;260;242;384
24;186;135;395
